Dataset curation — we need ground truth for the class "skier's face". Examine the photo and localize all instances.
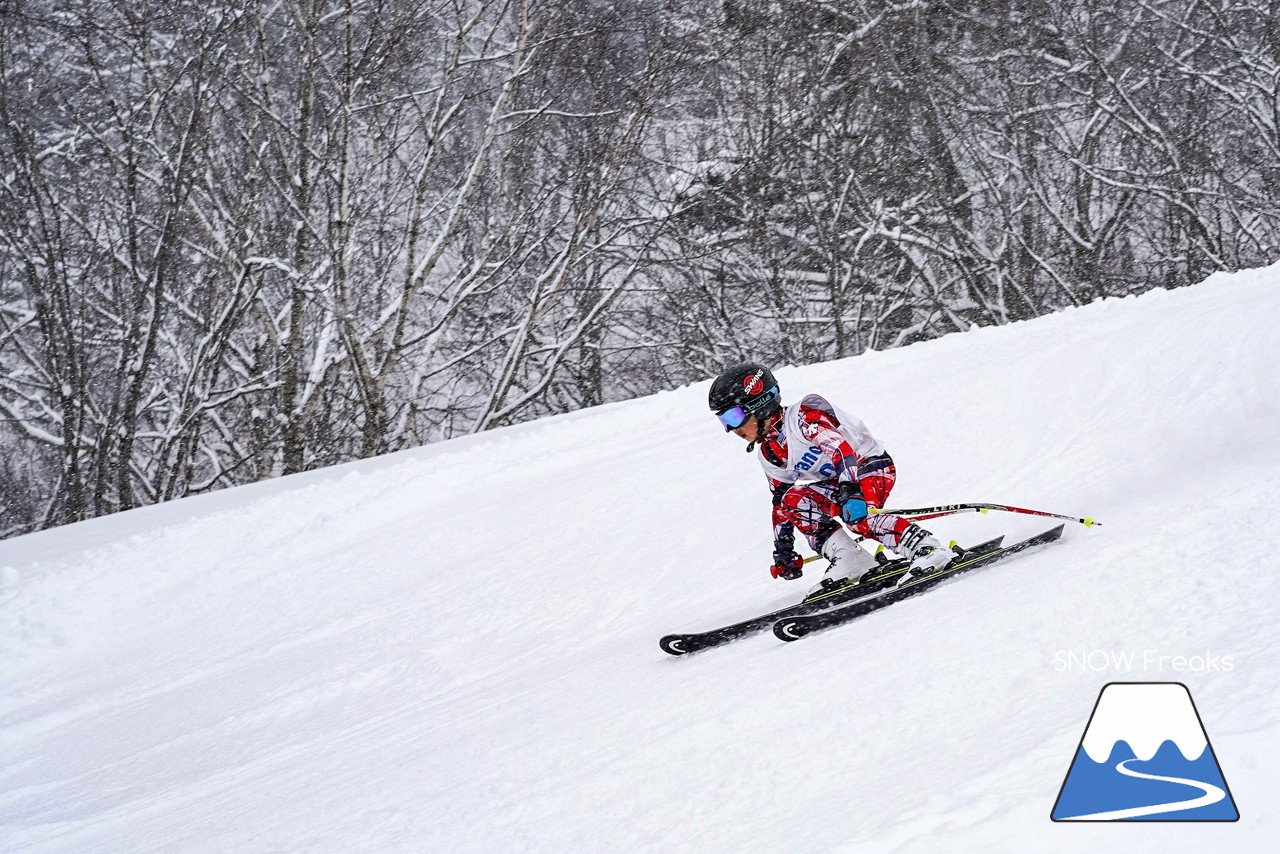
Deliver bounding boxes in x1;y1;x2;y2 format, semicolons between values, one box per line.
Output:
732;415;759;442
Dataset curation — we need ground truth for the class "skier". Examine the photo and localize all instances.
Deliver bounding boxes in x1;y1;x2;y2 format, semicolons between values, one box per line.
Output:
708;362;957;594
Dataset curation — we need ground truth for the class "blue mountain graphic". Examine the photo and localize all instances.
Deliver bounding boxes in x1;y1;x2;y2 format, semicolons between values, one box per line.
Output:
1053;739;1239;821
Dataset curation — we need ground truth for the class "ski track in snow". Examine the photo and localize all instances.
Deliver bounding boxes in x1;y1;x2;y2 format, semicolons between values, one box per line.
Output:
3;264;1280;852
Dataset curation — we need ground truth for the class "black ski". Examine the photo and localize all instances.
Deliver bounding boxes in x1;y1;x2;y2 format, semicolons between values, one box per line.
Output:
772;524;1065;642
659;535;1005;656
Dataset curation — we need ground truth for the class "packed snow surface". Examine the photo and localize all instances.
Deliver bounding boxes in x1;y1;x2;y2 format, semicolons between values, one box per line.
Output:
3;265;1279;852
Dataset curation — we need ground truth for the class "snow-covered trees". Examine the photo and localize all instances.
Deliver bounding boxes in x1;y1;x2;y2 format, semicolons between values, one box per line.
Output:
3;0;1279;536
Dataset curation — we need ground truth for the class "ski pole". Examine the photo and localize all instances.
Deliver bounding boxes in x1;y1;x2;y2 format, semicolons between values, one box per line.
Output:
870;502;1099;527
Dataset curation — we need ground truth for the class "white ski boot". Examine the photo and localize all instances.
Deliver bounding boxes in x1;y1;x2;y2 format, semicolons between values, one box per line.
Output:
898;523;958;585
807;527;879;597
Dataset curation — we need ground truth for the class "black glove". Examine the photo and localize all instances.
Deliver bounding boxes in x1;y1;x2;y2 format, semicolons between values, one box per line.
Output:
771;545;804;580
833;481;869;523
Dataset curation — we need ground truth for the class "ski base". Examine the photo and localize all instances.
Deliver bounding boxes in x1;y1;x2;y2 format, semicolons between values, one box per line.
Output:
772;524;1064;642
659;535;1006;656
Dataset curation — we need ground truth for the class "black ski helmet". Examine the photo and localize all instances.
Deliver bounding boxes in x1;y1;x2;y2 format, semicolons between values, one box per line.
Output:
708;362;782;431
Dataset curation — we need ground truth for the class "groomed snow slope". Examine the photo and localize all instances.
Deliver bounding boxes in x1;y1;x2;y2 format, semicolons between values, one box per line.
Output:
3;265;1279;853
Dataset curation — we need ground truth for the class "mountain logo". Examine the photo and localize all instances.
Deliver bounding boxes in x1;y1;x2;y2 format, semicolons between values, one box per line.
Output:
1051;682;1239;821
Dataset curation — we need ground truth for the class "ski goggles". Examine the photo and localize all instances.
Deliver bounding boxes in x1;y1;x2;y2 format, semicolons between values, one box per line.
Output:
716;406;749;431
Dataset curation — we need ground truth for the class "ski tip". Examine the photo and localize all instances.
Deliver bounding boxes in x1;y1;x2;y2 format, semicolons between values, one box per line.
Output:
773;619;808;642
659;635;691;656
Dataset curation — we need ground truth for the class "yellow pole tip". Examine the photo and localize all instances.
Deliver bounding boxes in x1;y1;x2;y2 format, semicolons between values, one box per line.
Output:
980;508;989;514
1084;517;1095;527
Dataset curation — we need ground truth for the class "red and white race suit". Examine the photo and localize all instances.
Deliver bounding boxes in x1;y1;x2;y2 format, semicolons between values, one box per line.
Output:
758;394;912;553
